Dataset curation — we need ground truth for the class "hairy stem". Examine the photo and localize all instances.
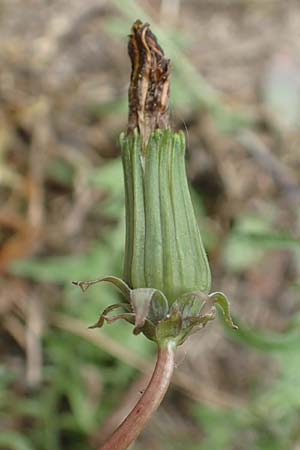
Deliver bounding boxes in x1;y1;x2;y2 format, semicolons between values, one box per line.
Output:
98;341;176;450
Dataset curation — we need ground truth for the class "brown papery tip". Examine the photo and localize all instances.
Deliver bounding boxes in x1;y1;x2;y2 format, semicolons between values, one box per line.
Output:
127;20;171;146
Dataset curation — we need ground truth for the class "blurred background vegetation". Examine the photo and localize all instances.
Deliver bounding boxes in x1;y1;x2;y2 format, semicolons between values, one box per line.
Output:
1;0;300;449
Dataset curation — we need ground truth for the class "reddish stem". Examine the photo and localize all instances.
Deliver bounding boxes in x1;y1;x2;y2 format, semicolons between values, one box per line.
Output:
98;341;176;450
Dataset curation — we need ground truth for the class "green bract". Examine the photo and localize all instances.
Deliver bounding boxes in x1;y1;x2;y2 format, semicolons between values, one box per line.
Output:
121;128;211;304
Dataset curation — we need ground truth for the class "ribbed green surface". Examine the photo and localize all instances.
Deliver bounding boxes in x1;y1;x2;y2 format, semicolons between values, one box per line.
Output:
120;128;211;303
144;132;163;289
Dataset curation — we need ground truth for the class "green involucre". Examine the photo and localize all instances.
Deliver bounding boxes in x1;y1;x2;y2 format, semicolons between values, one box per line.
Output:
120;128;211;303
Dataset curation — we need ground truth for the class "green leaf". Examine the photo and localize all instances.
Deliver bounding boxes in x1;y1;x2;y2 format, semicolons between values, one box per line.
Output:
0;432;35;450
222;214;272;272
87;158;123;196
226;318;300;352
10;241;116;283
233;231;300;248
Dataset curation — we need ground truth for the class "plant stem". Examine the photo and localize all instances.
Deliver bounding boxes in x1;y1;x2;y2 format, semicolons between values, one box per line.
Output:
98;341;176;450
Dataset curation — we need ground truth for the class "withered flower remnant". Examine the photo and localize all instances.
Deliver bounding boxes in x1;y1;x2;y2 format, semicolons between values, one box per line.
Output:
127;20;170;146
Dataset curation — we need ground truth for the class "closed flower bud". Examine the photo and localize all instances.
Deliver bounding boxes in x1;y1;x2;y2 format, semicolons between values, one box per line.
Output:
121;127;211;303
73;20;236;345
